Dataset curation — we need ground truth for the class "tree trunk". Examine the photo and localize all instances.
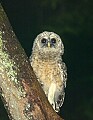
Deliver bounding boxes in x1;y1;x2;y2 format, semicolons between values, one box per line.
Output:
0;4;63;120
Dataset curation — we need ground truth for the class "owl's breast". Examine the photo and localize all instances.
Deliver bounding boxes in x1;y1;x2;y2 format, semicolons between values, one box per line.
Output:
31;60;63;90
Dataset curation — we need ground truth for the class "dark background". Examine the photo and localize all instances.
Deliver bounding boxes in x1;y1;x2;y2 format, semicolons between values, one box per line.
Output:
0;0;93;120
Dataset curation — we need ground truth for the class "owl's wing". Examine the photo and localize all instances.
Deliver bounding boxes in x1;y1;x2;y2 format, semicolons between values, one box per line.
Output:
54;62;67;112
61;62;67;88
54;88;65;112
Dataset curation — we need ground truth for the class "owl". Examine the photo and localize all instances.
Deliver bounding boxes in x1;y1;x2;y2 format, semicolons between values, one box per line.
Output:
29;31;67;112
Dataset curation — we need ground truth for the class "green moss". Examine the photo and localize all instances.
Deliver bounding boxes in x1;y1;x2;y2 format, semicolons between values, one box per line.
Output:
0;31;17;84
0;31;2;49
0;30;26;98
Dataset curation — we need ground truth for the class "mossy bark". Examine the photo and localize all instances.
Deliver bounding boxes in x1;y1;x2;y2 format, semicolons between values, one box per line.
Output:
0;4;63;120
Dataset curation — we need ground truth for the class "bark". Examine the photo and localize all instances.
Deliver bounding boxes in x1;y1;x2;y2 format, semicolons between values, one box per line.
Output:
0;4;63;120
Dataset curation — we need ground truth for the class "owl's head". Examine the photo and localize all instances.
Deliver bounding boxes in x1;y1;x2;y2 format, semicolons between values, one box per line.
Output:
32;31;64;60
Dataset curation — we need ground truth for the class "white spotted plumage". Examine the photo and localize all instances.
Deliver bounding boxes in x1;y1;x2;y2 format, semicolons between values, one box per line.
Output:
29;31;67;112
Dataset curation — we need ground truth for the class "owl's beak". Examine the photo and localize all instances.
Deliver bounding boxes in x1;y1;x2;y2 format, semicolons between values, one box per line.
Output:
47;42;51;47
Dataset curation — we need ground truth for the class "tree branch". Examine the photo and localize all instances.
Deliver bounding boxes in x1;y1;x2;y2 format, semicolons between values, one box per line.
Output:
0;4;63;120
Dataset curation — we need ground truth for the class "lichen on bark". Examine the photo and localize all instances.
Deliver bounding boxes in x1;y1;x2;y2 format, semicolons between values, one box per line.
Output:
0;24;27;120
0;4;63;120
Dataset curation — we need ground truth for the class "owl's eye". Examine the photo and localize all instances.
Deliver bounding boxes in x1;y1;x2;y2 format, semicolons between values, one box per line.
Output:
51;38;56;44
41;38;47;43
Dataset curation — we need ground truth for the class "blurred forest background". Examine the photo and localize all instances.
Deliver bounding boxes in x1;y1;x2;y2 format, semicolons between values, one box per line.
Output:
0;0;93;120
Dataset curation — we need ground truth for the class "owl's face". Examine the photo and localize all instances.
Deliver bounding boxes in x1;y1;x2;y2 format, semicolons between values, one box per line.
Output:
32;31;64;60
